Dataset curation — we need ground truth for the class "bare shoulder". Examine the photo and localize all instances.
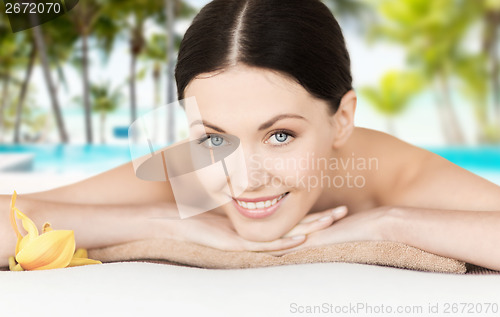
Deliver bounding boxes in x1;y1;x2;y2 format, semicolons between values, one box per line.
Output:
345;127;435;205
349;127;427;156
349;128;500;211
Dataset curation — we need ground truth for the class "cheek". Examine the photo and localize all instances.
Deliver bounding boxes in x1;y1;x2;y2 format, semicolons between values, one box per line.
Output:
265;140;330;190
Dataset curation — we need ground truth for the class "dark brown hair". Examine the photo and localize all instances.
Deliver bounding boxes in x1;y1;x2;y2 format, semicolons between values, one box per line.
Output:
175;0;353;113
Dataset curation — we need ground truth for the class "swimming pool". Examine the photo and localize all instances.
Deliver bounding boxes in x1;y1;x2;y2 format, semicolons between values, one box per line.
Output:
426;146;500;185
0;144;134;174
0;144;500;184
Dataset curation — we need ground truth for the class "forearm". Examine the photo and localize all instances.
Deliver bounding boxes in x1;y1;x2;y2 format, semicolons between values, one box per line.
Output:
22;161;175;205
1;194;180;267
385;207;500;271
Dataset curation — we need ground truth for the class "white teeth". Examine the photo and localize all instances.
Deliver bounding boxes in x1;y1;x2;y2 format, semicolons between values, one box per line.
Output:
235;193;288;210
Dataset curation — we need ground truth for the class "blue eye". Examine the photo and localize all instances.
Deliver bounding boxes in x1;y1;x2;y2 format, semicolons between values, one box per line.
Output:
210;135;224;146
198;134;228;148
267;131;294;146
275;133;288;142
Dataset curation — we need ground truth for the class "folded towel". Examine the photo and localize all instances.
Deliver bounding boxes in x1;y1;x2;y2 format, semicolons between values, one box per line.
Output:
88;239;467;274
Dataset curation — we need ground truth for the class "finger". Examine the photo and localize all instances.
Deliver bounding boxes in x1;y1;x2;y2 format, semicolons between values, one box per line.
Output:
282;206;348;238
299;205;348;224
241;234;307;252
282;214;335;238
299;209;334;224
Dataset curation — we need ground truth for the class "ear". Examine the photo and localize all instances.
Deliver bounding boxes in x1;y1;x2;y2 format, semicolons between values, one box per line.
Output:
331;90;357;149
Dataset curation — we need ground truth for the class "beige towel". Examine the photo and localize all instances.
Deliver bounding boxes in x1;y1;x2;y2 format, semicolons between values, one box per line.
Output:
88;239;467;274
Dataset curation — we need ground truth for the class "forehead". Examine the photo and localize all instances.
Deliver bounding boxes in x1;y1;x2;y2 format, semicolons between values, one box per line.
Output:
184;65;318;115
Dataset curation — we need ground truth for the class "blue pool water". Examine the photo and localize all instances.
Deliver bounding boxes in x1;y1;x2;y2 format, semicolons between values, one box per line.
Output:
0;144;500;175
425;146;500;171
0;144;134;174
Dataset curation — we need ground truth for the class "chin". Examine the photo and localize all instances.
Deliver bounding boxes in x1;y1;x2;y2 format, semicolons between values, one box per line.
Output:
237;230;282;242
232;220;291;242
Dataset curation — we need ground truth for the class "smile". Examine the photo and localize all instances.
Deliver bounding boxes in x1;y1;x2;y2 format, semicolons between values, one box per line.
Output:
232;192;290;219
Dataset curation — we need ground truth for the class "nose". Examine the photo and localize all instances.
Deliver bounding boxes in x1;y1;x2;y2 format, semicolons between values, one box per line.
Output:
242;145;268;192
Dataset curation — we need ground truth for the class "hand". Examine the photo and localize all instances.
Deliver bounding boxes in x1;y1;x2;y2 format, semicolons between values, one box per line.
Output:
264;206;390;256
151;206;309;252
281;205;349;238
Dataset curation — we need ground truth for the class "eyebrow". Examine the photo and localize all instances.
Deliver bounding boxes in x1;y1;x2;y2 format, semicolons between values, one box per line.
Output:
189;113;308;133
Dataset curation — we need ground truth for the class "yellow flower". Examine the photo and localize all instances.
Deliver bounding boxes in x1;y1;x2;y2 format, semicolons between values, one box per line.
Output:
8;191;102;271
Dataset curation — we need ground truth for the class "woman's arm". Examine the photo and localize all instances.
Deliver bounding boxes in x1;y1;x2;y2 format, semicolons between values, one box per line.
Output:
1;193;310;267
380;146;500;270
0;194;180;267
0;154;180;267
384;206;500;271
24;160;175;205
259;204;500;271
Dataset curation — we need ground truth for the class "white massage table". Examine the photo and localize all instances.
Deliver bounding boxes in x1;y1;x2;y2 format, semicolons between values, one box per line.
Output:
1;262;500;317
1;172;499;317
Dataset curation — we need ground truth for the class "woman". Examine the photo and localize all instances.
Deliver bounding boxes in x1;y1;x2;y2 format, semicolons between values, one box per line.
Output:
2;0;500;271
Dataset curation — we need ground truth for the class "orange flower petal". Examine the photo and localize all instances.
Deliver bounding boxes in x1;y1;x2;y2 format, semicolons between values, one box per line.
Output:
9;192;23;251
16;230;75;271
67;257;102;267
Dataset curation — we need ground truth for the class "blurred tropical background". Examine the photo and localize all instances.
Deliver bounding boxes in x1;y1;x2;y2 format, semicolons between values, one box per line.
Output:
0;0;500;192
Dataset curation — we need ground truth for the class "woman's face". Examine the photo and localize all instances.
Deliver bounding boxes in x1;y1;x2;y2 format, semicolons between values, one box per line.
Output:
184;64;341;241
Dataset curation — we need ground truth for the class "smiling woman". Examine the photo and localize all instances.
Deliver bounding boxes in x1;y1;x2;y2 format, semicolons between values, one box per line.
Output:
2;0;500;272
172;0;500;269
182;65;353;242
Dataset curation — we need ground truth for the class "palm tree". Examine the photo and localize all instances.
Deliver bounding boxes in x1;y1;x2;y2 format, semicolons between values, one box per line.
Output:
90;82;123;144
32;24;69;143
0;24;18;143
67;0;103;144
453;53;500;143
361;71;424;136
107;0;163;126
142;31;183;142
109;0;195;128
3;86;49;143
13;14;77;144
480;0;500;126
144;34;167;106
165;0;196;144
13;34;37;144
142;33;167;141
372;0;480;144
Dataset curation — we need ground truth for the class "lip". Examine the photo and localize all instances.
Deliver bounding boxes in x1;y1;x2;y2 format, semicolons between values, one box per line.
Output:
232;192;289;219
232;193;284;202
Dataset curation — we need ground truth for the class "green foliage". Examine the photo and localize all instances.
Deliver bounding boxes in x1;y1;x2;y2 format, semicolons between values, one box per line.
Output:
454;54;489;124
90;82;123;114
372;0;481;77
361;70;424;116
1;86;49;136
367;0;500;143
0;22;20;78
144;33;168;62
482;124;500;143
485;0;500;10
1;0;496;144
